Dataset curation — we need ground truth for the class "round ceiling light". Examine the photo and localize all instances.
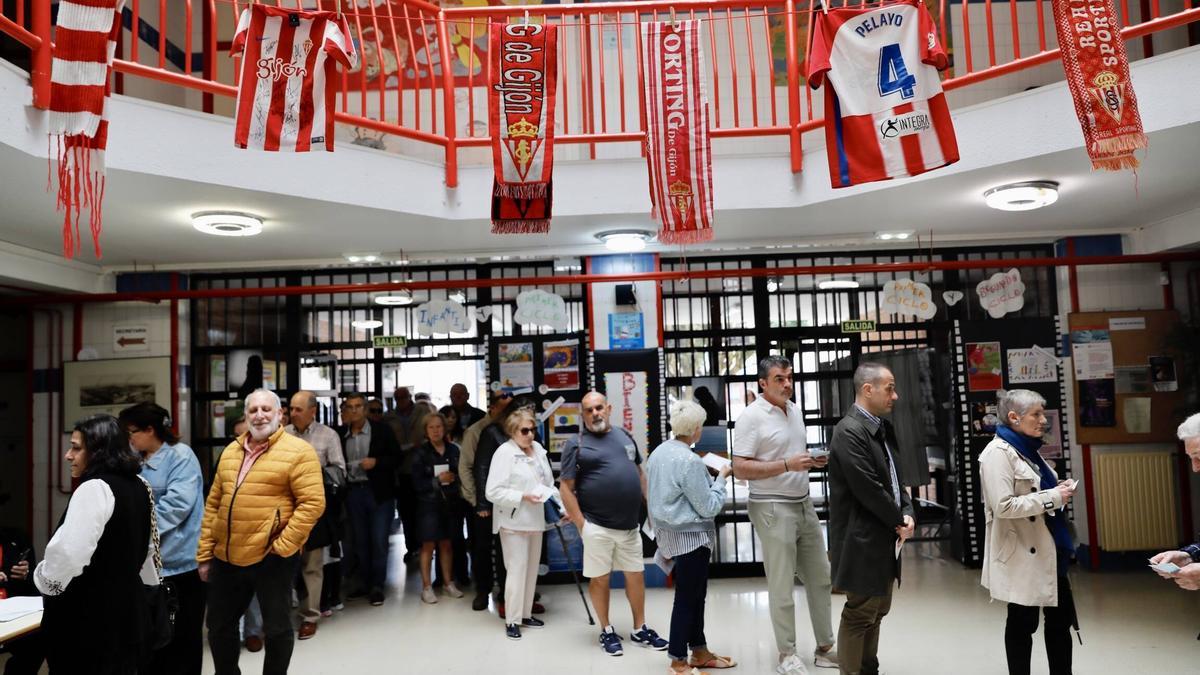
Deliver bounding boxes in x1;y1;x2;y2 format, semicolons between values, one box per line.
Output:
374;291;413;306
596;230;654;253
351;319;384;329
191;212;263;237
819;279;860;290
983;181;1059;211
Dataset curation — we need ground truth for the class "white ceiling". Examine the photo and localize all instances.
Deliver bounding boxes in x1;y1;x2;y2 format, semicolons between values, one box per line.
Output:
1;120;1197;272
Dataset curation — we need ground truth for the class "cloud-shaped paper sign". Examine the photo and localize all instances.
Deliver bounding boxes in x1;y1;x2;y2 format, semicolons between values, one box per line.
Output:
415;299;472;336
514;289;570;331
942;290;964;306
976;268;1025;318
881;278;937;320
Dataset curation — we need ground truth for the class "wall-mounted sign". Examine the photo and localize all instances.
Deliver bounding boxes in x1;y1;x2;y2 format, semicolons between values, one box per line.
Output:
515;289;570;330
976;268;1026;318
609;312;645;350
840;320;877;333
372;335;408;349
415;299;472;336
881;278;937;320
113;323;150;353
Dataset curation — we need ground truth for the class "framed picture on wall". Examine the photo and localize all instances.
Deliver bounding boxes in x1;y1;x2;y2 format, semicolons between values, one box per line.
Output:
63;357;172;432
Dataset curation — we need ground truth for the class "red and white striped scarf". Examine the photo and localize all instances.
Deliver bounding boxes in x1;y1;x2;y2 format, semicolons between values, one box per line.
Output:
49;0;125;259
488;21;558;234
641;20;714;245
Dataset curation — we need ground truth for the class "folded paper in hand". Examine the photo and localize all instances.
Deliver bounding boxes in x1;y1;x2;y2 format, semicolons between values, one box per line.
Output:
0;596;43;622
530;484;556;503
701;453;732;472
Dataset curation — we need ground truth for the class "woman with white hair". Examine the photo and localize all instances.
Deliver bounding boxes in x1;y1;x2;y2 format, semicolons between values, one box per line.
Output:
979;389;1078;675
646;399;736;674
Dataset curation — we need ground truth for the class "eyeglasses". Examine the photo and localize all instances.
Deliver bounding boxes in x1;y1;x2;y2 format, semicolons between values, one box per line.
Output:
517;427;536;436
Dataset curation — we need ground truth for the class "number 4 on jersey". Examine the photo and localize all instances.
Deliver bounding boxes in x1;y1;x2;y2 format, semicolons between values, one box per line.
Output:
877;43;916;100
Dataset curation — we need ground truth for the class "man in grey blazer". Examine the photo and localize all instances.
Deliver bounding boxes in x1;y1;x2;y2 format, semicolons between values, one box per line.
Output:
827;363;916;675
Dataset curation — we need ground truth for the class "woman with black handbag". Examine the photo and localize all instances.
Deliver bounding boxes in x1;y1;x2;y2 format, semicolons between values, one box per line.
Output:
34;415;160;674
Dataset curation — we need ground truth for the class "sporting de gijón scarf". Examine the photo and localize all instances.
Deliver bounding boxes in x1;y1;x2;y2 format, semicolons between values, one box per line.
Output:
641;20;715;245
1052;0;1147;170
231;5;356;152
807;1;959;188
48;0;126;259
489;22;558;234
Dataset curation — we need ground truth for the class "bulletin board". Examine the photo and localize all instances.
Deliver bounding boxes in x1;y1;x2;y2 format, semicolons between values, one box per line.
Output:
1068;310;1184;445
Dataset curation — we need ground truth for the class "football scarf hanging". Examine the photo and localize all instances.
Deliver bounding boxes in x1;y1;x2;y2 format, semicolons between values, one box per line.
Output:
489;21;558;234
641;20;714;244
231;5;356;152
1052;0;1147;170
48;0;125;259
807;1;958;188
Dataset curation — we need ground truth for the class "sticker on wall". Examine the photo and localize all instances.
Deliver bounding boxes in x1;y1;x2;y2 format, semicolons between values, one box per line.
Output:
976;268;1025;318
942;290;965;306
514;290;570;330
474;306;494;323
415;299;472;336
881;278;937;320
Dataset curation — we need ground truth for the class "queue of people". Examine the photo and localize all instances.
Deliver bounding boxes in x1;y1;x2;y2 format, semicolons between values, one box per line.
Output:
13;372;1200;675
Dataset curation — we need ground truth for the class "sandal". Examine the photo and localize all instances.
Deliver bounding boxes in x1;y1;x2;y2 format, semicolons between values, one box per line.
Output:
689;654;737;669
669;668;707;675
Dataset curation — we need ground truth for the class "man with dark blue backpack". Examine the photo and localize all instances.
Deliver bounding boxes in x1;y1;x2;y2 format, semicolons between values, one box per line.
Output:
560;391;669;656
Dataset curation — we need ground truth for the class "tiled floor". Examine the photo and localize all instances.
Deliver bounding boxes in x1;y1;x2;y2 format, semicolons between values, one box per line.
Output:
200;538;1200;675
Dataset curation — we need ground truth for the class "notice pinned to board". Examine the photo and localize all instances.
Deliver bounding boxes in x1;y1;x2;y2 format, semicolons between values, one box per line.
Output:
1150;356;1178;392
1123;397;1152;434
1071;330;1115;381
1108;316;1146;331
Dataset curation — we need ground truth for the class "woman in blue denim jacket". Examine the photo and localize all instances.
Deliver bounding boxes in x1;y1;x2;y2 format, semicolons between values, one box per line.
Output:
120;402;205;675
646;399;736;675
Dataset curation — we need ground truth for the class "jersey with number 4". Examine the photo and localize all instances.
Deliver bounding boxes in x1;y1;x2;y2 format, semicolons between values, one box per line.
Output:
808;1;958;188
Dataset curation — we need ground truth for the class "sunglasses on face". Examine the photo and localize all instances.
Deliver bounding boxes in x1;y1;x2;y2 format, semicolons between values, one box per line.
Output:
517;427;536;436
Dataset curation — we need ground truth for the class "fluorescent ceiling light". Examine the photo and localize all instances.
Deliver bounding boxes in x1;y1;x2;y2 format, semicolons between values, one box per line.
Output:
375;291;413;306
596;230;654;253
345;253;379;263
984;181;1059;211
351;319;383;329
819;279;860;290
191;212;262;237
875;230;913;241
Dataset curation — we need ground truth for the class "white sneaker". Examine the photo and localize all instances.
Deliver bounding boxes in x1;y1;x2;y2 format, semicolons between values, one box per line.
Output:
813;647;839;669
445;582;465;598
777;653;810;675
421;587;438;604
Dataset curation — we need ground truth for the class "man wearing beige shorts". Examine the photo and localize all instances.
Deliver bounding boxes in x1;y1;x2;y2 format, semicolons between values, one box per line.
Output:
561;392;669;656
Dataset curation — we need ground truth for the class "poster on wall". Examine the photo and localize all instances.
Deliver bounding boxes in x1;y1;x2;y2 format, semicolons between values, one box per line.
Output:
498;342;535;395
1040;409;1063;459
609;312;645;350
1149;356;1178;392
63;357;172;432
605;371;650;457
542;340;581;391
1006;348;1058;384
966;342;1003;391
1078;379;1117;427
970;402;1000;437
547;402;582;457
1070;329;1115;380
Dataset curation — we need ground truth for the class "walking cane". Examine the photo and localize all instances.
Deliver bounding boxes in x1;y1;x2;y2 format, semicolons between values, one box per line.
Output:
552;518;595;625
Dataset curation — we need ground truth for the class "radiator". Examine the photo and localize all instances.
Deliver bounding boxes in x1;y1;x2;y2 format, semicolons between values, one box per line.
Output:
1094;452;1179;552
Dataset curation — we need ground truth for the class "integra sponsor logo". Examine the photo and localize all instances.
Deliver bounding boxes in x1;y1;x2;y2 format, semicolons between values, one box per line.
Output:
879;111;931;138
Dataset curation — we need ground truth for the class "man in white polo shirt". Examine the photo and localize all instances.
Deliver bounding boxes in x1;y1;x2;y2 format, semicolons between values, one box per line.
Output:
733;355;837;675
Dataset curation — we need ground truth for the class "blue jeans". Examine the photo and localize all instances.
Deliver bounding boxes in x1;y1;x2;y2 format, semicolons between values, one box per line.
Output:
346;484;394;591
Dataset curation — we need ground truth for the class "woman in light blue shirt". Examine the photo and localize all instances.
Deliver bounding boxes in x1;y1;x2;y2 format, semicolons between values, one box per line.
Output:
121;402;205;675
646;399;736;674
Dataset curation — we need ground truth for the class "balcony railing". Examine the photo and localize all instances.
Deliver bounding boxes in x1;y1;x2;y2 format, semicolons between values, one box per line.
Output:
2;0;1198;187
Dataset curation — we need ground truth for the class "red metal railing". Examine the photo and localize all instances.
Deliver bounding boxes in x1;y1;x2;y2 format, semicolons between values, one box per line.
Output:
2;0;1198;187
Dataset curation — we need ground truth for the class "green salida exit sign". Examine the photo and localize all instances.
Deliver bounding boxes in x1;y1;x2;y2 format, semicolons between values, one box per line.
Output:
840;320;876;333
372;335;408;348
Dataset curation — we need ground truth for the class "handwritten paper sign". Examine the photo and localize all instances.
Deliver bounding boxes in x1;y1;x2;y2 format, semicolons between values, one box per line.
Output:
881;278;936;320
515;289;570;330
942;290;964;306
415;300;472;336
1007;348;1058;384
976;268;1025;318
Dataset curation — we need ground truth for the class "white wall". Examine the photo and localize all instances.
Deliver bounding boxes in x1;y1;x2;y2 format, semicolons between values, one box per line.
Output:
29;299;187;553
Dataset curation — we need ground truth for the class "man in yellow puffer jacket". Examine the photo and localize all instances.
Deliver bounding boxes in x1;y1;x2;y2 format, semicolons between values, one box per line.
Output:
197;388;325;675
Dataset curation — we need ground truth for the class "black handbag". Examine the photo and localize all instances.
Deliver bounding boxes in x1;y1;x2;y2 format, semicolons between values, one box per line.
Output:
141;477;178;650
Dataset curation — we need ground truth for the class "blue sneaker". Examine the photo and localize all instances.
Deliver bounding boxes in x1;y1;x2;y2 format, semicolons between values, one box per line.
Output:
599;626;624;656
630;624;669;651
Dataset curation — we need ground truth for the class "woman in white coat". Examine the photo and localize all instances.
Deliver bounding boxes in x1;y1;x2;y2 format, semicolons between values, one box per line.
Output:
485;408;558;641
979;389;1077;675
